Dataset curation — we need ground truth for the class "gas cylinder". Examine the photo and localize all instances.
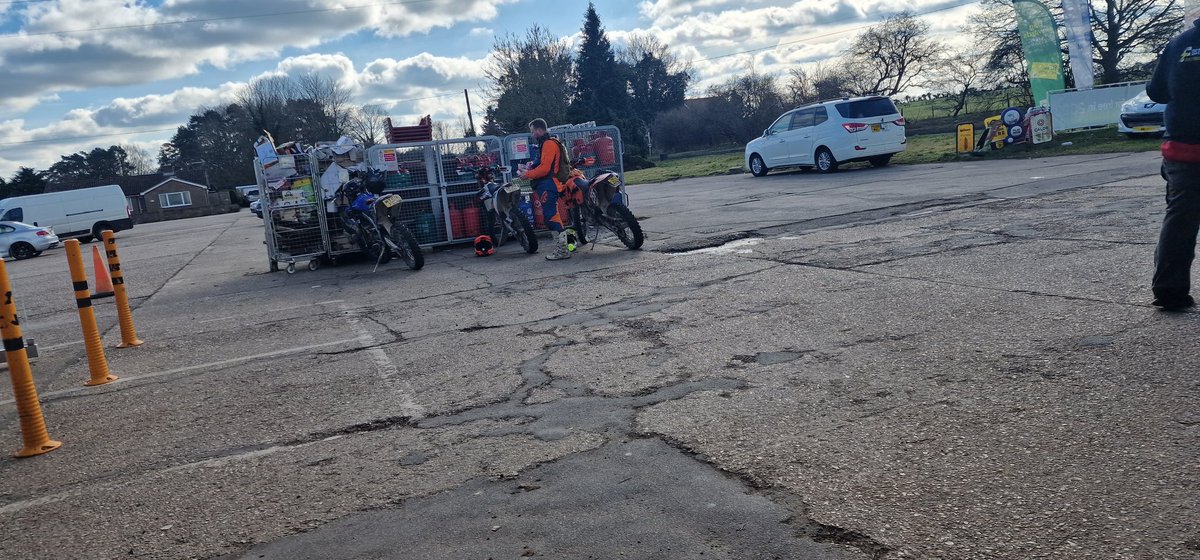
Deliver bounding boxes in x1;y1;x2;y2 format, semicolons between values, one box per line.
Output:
450;205;466;238
532;195;546;229
463;204;483;237
593;133;616;166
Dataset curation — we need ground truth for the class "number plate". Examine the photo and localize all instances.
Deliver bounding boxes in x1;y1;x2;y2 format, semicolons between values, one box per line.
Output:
871;124;882;132
1134;126;1158;132
607;175;620;186
381;194;403;208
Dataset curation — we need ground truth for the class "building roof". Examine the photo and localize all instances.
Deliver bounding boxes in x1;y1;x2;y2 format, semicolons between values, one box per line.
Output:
45;174;211;197
140;177;209;196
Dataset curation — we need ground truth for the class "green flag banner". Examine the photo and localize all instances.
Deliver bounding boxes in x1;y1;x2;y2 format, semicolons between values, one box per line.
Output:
1013;0;1066;106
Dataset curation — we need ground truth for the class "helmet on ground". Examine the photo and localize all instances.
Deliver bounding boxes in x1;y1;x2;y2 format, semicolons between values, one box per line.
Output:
474;235;495;257
564;228;578;252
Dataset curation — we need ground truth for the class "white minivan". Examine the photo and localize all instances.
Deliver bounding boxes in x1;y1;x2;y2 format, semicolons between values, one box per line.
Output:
745;96;907;176
0;185;134;241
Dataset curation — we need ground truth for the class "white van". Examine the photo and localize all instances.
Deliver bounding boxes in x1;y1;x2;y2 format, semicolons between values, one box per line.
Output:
0;185;134;241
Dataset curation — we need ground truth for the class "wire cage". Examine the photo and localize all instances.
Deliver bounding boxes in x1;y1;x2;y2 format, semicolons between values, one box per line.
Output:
256;152;326;272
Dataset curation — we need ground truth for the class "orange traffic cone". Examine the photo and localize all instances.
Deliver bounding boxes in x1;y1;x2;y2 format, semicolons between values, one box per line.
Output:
91;245;114;299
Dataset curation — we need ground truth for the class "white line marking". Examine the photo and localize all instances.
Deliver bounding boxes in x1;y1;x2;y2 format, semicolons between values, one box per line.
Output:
0;338;361;407
39;340;84;351
340;304;425;419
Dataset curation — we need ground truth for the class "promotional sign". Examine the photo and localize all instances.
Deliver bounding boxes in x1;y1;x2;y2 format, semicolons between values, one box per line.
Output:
1002;107;1026;144
983;115;1008;150
956;123;976;153
1061;0;1095;90
1028;108;1053;144
1014;0;1067;106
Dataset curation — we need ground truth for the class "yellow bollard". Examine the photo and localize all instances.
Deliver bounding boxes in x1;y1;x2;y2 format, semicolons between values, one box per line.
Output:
0;259;63;457
101;231;143;348
65;240;117;386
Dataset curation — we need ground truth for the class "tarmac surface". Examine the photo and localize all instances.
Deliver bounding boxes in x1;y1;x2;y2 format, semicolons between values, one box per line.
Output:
2;150;1197;560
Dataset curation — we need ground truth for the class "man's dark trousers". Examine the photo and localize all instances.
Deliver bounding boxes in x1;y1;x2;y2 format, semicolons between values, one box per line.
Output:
1154;160;1200;301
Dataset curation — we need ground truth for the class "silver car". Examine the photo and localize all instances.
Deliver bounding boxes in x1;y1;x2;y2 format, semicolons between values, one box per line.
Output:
1118;90;1166;136
0;221;60;260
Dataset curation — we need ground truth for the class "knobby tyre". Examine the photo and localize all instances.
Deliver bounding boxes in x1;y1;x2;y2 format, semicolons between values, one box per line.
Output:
389;224;425;270
606;205;644;250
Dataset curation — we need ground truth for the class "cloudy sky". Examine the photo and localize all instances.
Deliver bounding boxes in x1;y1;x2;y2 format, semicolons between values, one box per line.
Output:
0;0;980;177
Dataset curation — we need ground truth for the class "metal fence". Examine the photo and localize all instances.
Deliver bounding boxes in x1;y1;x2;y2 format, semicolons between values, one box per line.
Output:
1048;81;1147;132
365;136;507;246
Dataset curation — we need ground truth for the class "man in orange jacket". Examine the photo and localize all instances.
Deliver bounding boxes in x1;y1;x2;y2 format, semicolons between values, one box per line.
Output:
521;118;572;260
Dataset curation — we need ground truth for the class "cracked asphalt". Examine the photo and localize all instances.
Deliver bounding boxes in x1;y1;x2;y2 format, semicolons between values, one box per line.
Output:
2;151;1198;560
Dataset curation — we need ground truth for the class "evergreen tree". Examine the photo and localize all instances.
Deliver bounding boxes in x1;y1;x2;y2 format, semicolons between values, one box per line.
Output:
568;3;629;125
481;105;504;136
5;167;47;198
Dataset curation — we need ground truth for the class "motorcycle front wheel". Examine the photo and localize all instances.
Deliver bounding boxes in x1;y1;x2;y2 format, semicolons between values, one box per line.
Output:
512;212;538;254
389;224;425;270
605;204;644;250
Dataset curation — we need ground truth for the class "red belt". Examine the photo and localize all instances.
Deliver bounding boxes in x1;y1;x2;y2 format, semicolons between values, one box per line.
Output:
1162;141;1200;163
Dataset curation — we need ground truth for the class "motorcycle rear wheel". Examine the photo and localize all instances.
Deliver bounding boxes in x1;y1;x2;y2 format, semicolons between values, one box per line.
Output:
606;205;644;250
389;224;425;270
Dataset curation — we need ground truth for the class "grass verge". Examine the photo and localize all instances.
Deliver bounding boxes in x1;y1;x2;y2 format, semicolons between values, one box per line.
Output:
626;127;1161;185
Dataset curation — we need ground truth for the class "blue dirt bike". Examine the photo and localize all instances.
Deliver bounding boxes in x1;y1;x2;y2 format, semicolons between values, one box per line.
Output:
337;170;424;270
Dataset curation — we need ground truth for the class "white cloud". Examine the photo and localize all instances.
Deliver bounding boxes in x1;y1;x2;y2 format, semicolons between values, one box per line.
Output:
0;51;491;176
0;0;516;114
469;27;495;37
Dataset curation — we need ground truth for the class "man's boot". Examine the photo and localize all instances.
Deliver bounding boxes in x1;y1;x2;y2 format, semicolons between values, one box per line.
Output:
546;231;572;261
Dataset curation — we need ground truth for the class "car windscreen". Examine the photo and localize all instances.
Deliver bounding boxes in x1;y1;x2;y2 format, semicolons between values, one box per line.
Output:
835;98;899;119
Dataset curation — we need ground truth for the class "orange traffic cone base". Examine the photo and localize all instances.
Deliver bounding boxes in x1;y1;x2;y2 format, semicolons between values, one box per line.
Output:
83;374;118;387
90;246;115;299
117;339;144;349
16;439;62;458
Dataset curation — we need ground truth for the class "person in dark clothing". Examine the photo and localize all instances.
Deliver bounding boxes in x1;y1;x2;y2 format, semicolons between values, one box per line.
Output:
1147;18;1200;311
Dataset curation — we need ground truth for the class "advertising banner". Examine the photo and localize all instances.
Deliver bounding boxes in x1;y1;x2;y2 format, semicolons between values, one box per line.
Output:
1014;0;1067;106
1061;0;1095;90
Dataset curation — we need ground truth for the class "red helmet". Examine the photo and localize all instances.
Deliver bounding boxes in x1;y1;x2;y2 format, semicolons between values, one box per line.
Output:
474;235;495;257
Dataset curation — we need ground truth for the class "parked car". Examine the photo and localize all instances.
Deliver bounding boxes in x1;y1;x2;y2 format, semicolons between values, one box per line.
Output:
250;199;263;218
746;96;907;176
0;221;60;260
0;185;132;242
1118;90;1166;136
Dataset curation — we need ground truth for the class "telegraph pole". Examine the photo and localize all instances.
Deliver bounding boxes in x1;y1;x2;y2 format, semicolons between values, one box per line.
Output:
464;89;476;137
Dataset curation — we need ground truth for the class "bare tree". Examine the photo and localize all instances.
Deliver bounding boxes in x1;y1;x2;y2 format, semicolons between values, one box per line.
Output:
237;75;295;137
844;12;942;97
930;51;991;117
119;143;158;175
786;63;853;106
1094;0;1183;83
295;73;355;140
347;104;389;148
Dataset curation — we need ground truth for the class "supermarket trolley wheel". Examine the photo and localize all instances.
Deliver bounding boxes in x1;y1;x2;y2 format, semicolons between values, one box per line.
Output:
269;260;279;273
286;263;297;274
308;260;320;271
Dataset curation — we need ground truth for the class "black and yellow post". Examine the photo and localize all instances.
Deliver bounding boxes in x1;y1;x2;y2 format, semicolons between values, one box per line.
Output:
0;259;63;457
65;240;117;386
101;231;143;348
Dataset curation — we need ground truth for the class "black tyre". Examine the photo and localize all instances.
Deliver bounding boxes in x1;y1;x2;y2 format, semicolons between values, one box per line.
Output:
606;204;644;250
868;154;893;168
815;147;838;173
512;212;538;254
749;154;769;177
389;224;425;270
10;242;35;260
92;221;113;240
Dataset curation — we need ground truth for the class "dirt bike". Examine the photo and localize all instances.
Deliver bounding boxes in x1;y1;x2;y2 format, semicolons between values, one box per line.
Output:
567;158;644;251
337;170;425;270
460;165;538;254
